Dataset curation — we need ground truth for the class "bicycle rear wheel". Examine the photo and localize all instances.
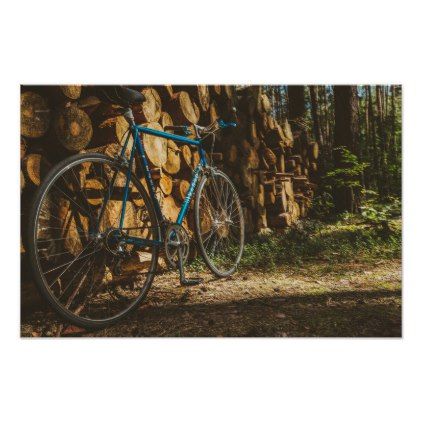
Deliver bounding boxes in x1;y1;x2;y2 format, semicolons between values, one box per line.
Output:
27;153;159;329
194;169;244;277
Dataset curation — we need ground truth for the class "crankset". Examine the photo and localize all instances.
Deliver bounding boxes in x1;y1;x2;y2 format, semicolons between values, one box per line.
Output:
164;224;190;269
164;223;202;286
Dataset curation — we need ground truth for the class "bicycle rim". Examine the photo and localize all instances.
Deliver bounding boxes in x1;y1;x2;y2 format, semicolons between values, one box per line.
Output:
195;170;244;277
28;154;159;328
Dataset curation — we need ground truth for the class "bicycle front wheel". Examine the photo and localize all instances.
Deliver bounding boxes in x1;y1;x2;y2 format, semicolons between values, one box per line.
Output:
194;170;244;277
27;153;159;329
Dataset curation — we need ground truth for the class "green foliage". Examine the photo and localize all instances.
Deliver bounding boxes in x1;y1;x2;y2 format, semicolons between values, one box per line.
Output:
308;191;335;220
360;191;401;233
324;147;368;189
229;217;401;271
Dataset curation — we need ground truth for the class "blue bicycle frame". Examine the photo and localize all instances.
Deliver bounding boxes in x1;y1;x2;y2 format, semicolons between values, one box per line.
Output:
115;122;208;248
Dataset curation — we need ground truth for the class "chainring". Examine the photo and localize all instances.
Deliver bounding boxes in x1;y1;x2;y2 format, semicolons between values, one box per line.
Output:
164;224;190;269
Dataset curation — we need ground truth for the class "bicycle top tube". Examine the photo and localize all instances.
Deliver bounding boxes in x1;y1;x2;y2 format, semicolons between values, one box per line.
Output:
135;124;201;147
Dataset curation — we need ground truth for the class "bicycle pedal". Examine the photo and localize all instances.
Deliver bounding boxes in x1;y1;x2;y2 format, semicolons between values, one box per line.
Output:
180;277;203;286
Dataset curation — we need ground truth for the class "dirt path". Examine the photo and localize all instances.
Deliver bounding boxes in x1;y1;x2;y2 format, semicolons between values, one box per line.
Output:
21;259;401;337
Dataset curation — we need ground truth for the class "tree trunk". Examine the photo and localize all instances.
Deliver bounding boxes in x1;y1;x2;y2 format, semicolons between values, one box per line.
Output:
376;85;388;196
309;85;324;146
333;85;360;212
287;85;308;153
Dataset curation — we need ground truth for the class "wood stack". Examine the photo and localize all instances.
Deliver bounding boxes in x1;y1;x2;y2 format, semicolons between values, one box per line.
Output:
20;85;319;243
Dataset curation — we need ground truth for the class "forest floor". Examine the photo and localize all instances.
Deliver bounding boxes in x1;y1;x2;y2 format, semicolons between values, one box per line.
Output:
21;259;401;338
21;217;402;337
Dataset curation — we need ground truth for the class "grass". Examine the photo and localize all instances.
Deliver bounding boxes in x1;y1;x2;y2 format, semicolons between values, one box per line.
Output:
190;215;402;272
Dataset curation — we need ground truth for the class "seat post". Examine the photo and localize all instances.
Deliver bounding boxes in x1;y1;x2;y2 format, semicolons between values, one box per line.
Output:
122;107;135;126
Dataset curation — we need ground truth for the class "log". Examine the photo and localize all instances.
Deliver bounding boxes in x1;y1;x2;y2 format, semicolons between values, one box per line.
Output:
264;179;276;194
265;127;285;148
257;204;269;232
292;202;301;221
159;173;173;196
267;115;276;130
61;85;82;100
161;195;181;222
226;144;238;166
84;178;105;206
211;152;223;162
180;145;192;170
132;88;162;124
284;180;294;200
99;199;137;233
162;139;181;175
179;85;210;112
22;154;51;186
237;85;261;117
210;85;222;98
260;155;270;170
276;188;288;213
20;137;27;160
290;154;303;164
155;85;174;104
257;93;272;114
264;191;276;205
161;112;174;132
209;101;220;124
20;170;25;193
54;104;93;151
197;85;210;112
263;147;277;166
115;115;133;146
192;150;200;168
77;95;102;115
168;91;199;125
131;184;146;208
240;140;259;190
222;85;236;100
267;212;292;228
193;102;200;125
120;251;166;274
281;119;294;147
172;179;190;202
92;117;118;146
49;85;82;103
276;153;285;173
242;206;255;235
249;121;258;140
286;159;296;171
308;141;319;160
257;183;265;207
141;122;167;167
21;91;50;138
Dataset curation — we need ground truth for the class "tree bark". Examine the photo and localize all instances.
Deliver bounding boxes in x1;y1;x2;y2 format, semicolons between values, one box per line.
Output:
309;85;324;146
287;85;308;153
333;85;360;212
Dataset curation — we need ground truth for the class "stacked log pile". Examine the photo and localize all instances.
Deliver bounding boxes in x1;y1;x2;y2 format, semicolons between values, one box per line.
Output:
20;85;319;253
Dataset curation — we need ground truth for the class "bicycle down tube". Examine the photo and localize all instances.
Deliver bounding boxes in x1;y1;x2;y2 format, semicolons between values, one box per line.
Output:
117;122;207;248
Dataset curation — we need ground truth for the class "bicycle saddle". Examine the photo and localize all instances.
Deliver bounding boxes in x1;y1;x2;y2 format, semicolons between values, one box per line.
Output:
93;86;146;108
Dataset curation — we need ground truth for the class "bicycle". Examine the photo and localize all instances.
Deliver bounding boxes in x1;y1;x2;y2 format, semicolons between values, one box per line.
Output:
27;86;245;329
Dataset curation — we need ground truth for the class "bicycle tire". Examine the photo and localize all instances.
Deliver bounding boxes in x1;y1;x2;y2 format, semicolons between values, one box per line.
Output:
27;153;160;330
194;169;244;277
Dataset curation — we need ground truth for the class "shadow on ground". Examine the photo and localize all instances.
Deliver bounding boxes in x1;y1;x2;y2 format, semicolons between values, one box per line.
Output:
21;284;401;337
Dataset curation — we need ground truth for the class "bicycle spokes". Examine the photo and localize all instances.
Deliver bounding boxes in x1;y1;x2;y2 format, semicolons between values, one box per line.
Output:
196;171;244;276
32;157;158;323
